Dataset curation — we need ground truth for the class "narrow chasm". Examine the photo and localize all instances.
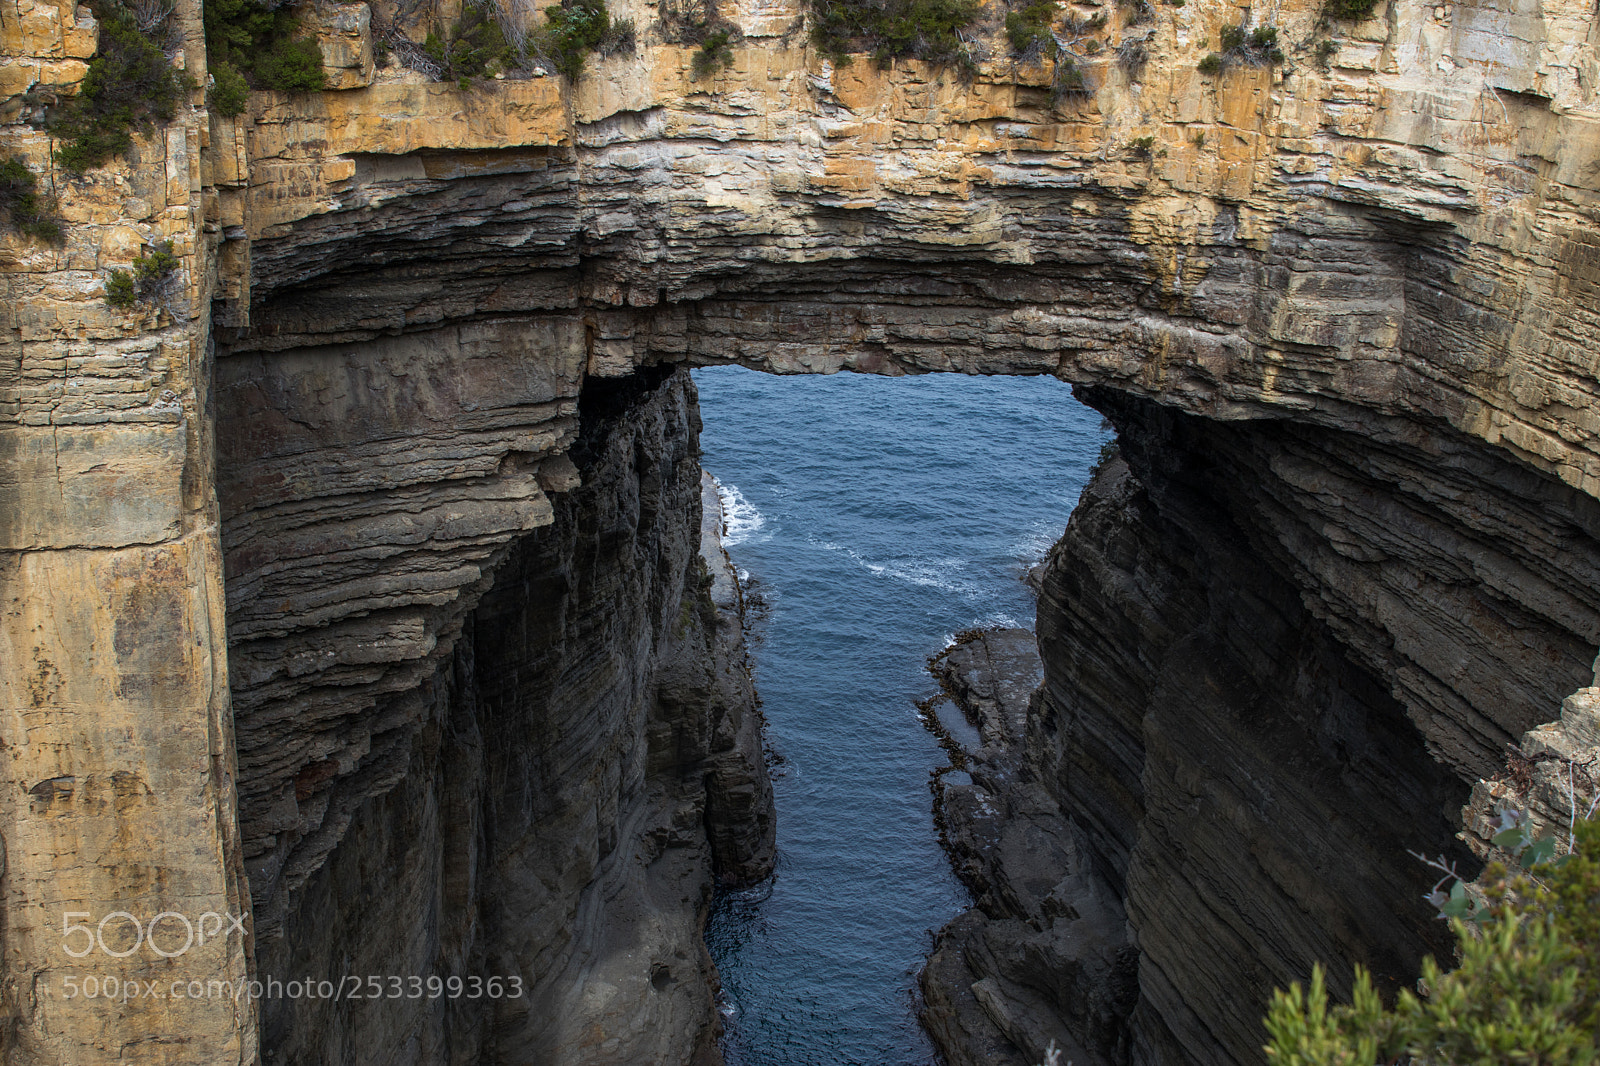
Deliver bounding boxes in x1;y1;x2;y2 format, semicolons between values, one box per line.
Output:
691;367;1109;1065
214;349;1600;1066
211;313;1600;1066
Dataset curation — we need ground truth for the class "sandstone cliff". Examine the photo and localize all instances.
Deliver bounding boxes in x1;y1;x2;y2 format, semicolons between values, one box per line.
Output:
3;0;1600;1055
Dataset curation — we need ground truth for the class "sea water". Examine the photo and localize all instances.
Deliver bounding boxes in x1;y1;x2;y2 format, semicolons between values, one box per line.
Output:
693;366;1110;1065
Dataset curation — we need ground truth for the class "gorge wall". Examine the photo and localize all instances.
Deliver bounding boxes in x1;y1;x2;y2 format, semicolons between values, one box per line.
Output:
3;0;1600;1057
924;388;1600;1066
236;365;774;1066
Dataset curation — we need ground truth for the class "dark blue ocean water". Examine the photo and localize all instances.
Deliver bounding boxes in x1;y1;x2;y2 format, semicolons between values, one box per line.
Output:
693;367;1110;1066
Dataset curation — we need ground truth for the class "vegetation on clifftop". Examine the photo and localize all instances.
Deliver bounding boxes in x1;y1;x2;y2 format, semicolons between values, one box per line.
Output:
397;0;633;85
808;0;981;69
204;0;326;100
537;0;636;80
48;0;194;173
1266;810;1600;1065
423;2;519;82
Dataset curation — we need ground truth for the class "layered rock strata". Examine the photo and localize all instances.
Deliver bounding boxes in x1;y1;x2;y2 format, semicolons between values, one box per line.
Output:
233;366;774;1064
925;384;1600;1066
5;0;1600;1056
0;0;253;1062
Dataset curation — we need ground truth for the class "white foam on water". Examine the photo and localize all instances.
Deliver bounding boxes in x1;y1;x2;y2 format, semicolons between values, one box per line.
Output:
1014;520;1064;565
715;478;767;545
811;539;981;597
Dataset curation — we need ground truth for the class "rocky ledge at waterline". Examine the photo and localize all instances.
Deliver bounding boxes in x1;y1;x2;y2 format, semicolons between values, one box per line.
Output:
5;0;1600;1054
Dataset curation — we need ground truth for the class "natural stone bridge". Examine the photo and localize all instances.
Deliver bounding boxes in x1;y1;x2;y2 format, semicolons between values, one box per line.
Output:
3;0;1600;1058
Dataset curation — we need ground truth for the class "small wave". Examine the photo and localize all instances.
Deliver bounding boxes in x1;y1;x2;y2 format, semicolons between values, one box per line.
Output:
937;613;1030;649
1014;521;1065;565
715;479;767;546
826;546;981;596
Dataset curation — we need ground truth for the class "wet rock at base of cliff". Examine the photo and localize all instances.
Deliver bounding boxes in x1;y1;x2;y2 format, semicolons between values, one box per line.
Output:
696;469;778;887
922;629;1136;1066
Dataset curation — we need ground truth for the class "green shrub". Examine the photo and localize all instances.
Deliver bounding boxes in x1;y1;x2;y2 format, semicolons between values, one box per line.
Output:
134;239;178;285
105;269;136;308
1197;16;1282;75
256;36;326;91
539;0;629;79
1127;135;1154;156
691;28;735;77
204;0;326;95
1322;0;1380;19
1314;38;1337;66
1005;0;1057;55
1265;814;1600;1065
50;1;195;173
657;0;733;75
106;239;178;309
809;0;981;70
0;157;65;245
209;60;250;116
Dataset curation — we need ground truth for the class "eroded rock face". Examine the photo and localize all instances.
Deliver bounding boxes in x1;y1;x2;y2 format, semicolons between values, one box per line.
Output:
5;0;1600;1055
234;366;773;1064
924;386;1600;1066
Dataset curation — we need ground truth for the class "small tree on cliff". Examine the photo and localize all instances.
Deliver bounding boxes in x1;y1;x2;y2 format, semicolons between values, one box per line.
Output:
1264;812;1599;1065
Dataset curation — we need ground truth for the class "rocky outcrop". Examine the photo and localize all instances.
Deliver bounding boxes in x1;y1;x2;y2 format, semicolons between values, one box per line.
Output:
922;628;1138;1066
925;384;1600;1066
